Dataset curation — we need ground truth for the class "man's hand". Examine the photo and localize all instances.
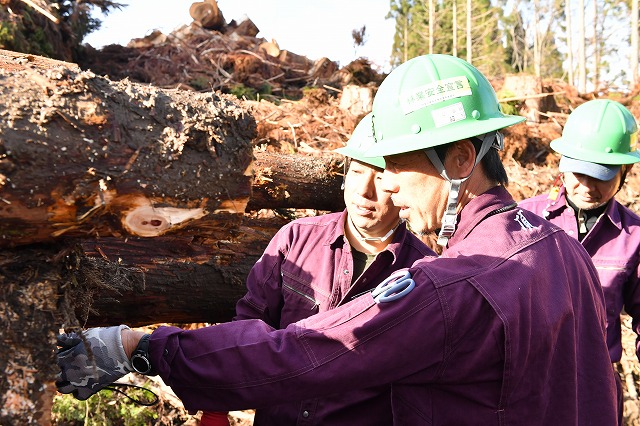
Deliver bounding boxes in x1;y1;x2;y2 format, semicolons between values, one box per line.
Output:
56;325;134;400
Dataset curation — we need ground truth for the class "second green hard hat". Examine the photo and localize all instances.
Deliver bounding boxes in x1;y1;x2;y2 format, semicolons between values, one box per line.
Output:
334;113;385;169
551;99;640;165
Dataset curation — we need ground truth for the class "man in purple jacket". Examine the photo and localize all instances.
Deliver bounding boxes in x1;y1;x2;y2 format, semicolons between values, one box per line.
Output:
57;55;618;425
201;113;434;425
518;99;640;422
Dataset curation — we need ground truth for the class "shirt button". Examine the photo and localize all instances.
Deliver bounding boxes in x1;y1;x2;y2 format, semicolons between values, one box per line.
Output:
302;411;309;418
164;349;169;356
568;230;574;235
343;269;349;275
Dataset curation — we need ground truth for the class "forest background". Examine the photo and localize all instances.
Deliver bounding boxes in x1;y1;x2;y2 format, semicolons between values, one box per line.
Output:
1;0;639;91
1;0;640;424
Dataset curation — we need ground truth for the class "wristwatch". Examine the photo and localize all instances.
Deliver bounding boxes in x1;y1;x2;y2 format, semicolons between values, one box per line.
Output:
130;334;156;375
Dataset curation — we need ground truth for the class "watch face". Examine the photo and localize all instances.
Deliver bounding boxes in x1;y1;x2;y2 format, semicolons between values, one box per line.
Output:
131;354;151;374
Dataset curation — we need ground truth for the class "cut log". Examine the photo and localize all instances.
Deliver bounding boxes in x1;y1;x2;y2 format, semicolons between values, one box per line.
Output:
76;214;288;327
248;152;344;212
0;52;255;247
278;50;314;72
310;57;339;80
339;84;375;117
502;74;559;123
259;39;281;58
232;18;260;38
190;0;225;30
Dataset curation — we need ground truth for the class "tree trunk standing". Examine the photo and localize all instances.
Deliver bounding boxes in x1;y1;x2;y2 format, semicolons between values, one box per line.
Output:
429;0;434;54
577;0;587;93
452;0;457;57
466;0;471;63
592;0;599;91
566;0;574;87
632;0;639;86
404;16;409;63
532;0;541;77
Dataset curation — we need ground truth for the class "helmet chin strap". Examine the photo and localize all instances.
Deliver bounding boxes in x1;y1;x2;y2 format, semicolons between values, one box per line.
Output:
425;131;502;247
349;217;402;243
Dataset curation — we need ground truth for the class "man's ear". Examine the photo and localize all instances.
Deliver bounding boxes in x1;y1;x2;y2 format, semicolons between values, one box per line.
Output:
444;139;476;179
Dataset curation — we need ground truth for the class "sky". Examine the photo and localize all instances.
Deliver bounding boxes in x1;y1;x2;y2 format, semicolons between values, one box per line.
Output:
83;0;396;72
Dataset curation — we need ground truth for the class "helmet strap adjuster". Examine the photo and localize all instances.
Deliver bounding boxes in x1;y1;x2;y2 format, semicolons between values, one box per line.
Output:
437;179;462;246
425;132;497;247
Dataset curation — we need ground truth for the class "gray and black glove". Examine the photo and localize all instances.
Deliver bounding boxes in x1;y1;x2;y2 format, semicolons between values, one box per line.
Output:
56;325;133;400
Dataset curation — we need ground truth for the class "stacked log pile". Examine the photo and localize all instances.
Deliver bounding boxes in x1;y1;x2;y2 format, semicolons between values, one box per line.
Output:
0;49;345;423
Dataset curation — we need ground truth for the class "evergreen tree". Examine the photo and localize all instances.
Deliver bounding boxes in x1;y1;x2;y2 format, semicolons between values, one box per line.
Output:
388;0;510;75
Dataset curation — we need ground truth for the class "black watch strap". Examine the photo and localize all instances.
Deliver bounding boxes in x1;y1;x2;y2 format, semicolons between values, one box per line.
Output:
130;334;157;376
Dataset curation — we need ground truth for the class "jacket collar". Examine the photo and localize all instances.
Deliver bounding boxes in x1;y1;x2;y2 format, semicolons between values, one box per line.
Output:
546;186;622;231
328;209;406;264
447;186;517;248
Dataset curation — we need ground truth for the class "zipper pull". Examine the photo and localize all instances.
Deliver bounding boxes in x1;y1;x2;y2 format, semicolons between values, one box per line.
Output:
578;209;588;234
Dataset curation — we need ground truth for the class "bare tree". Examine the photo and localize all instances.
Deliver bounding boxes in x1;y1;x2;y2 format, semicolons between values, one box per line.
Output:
533;0;541;76
566;0;574;86
631;0;639;86
592;0;600;91
429;0;435;54
466;0;472;62
453;0;458;56
577;0;587;93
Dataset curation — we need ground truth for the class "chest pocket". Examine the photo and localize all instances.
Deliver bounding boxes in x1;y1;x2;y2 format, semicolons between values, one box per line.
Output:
592;257;635;315
280;270;327;327
593;257;633;288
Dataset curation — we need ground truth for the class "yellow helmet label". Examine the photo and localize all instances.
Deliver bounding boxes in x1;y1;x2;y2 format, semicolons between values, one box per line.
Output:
630;130;638;152
400;76;472;115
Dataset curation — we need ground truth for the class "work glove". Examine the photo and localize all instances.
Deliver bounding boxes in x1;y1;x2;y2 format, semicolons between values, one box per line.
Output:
56;325;133;400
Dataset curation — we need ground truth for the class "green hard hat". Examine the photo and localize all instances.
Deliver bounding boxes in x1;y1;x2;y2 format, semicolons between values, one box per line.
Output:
334;113;385;168
366;54;525;157
550;99;640;165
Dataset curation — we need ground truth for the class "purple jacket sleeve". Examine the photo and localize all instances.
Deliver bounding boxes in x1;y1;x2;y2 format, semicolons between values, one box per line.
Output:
147;269;445;413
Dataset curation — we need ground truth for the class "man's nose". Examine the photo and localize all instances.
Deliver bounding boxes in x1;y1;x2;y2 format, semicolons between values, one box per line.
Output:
354;173;377;199
381;170;399;194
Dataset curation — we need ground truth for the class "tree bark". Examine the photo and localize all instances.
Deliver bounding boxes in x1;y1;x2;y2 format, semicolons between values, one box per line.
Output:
566;0;573;86
0;245;74;425
577;0;586;93
248;152;344;212
75;214;289;327
0;51;255;247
